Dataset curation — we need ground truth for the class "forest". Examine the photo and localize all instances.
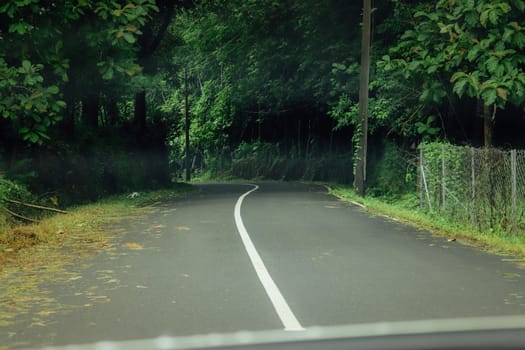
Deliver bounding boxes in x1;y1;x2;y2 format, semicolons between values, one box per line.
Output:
1;0;525;209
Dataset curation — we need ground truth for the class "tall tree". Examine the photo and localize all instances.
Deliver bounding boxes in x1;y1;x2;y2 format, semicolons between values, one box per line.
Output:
133;0;177;134
0;0;159;144
381;0;525;147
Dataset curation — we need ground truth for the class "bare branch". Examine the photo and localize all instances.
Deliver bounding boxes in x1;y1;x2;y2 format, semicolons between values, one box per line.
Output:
5;199;68;214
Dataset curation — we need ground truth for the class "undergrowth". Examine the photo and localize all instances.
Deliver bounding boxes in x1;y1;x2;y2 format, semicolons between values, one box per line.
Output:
329;184;525;259
0;183;193;262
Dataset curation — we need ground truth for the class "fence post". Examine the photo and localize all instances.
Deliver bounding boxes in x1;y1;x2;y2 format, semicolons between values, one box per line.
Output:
419;148;424;209
420;148;432;210
441;145;446;211
471;147;476;227
511;149;517;234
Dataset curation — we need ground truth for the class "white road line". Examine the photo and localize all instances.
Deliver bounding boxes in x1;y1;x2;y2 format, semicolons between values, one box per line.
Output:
234;184;305;331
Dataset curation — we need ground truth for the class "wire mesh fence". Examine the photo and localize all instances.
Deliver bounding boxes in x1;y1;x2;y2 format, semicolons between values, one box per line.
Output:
419;143;525;234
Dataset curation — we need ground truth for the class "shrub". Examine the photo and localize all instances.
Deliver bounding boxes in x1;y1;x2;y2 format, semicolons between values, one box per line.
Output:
368;141;416;197
0;177;33;233
0;177;32;203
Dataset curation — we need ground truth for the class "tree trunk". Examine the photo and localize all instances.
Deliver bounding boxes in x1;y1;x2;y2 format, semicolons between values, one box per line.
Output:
305;118;312;159
106;97;119;126
297;119;301;158
134;90;146;132
482;103;495;147
132;1;176;139
82;94;99;129
329;118;334;153
61;102;76;138
184;68;191;182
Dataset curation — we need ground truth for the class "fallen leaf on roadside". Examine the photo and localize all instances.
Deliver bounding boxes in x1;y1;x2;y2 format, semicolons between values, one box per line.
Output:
123;242;143;250
37;310;56;316
176;226;190;231
29;321;47;328
0;312;16;320
0;320;13;327
88;295;110;303
68;276;83;281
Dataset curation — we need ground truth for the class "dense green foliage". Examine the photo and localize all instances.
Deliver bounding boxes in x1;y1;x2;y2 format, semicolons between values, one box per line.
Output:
0;177;31;204
1;0;525;212
381;0;525;146
162;0;363;179
0;0;172;204
0;0;157;143
0;176;33;232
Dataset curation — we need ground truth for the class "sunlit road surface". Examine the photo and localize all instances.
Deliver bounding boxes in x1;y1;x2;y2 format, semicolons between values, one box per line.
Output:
4;183;525;348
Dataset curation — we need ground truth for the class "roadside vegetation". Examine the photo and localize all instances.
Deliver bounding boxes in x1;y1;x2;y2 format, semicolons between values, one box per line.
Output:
329;185;525;260
0;183;192;267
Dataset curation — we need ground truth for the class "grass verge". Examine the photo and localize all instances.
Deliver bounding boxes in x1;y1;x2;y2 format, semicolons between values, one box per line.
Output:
327;184;525;260
0;183;193;337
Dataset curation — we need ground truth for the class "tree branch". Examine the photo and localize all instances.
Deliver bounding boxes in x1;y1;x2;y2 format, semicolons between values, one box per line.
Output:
5;199;68;214
3;207;40;223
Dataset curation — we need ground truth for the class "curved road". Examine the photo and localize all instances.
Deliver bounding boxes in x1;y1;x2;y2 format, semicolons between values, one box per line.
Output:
5;182;525;348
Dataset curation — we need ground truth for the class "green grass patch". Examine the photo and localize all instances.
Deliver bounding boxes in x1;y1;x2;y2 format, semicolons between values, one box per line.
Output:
191;171;239;183
328;184;525;259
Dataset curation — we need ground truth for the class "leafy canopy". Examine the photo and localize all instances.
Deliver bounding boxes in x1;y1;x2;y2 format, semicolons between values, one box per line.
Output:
0;0;158;144
381;0;525;109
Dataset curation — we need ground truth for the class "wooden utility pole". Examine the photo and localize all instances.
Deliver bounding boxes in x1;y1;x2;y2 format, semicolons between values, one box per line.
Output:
355;0;371;196
184;67;191;182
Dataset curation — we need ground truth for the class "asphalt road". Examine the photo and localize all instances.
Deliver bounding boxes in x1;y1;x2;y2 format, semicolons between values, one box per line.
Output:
4;182;525;348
